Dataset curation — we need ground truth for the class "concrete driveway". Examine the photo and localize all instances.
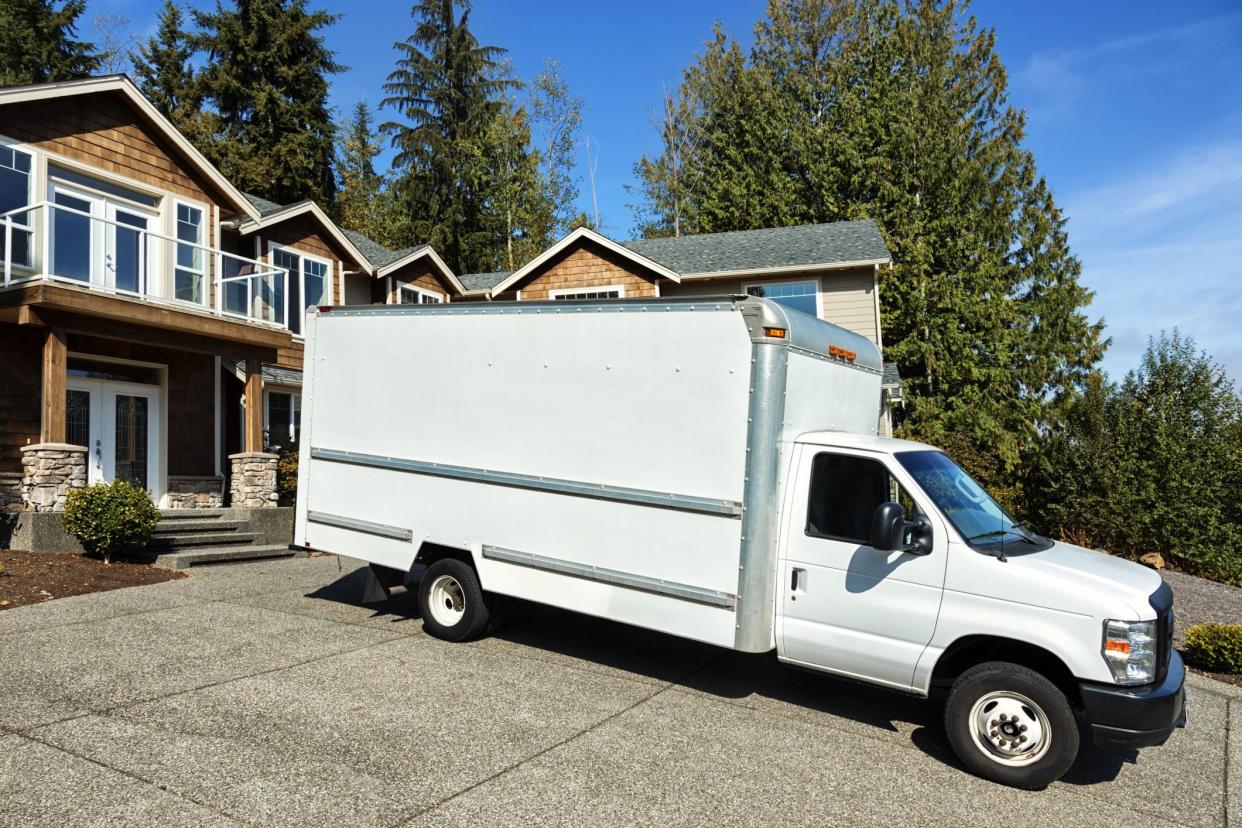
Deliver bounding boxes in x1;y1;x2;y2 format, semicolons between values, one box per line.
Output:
0;556;1235;828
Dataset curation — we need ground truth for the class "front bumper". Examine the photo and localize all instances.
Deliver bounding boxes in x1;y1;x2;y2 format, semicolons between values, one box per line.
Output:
1079;651;1187;748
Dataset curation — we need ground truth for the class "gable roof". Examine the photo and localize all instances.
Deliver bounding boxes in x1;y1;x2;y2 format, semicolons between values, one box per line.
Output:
489;226;681;297
0;75;261;222
242;196;464;291
236;196;375;269
622;220;891;278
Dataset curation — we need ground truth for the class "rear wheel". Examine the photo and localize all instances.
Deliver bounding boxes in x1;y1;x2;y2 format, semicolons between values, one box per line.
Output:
417;558;491;642
944;661;1079;789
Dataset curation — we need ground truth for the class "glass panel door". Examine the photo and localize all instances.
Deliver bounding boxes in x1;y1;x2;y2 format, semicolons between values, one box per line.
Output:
65;382;103;484
107;207;151;294
112;394;150;489
50;188;101;283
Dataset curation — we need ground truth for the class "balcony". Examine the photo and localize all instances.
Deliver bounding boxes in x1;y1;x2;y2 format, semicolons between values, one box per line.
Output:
0;201;289;330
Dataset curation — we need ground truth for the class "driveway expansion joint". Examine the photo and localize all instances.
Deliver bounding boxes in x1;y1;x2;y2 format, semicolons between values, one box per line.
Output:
14;730;248;826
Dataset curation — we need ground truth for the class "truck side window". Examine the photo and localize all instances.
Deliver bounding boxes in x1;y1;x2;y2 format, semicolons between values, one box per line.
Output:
806;453;916;545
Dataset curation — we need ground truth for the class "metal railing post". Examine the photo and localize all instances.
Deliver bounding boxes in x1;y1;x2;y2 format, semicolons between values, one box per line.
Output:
41;203;51;278
4;216;11;285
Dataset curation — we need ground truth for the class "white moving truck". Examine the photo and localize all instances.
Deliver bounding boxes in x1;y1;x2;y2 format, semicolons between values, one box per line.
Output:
294;295;1185;789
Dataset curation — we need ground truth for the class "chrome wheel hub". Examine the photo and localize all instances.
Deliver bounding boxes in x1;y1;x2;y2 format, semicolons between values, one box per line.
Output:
968;691;1051;766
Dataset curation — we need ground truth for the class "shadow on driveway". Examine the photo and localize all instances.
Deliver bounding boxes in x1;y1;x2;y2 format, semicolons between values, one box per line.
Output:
308;565;1136;785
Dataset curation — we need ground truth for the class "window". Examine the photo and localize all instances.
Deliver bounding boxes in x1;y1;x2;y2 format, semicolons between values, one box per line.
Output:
550;285;625;300
265;391;301;448
745;279;819;317
272;246;331;335
48;163;158;207
805;453;917;545
175;202;205;303
0;144;34;269
399;284;443;304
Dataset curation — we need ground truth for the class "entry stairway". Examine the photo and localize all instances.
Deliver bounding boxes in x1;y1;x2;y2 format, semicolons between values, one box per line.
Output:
135;509;301;570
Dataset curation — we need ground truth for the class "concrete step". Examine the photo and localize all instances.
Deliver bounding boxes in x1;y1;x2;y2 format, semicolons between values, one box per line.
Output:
151;544;303;570
151;519;247;535
147;532;261;551
158;508;233;520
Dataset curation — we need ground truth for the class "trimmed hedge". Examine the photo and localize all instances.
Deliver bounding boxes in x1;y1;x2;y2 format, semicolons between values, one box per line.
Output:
1183;623;1242;674
62;480;160;563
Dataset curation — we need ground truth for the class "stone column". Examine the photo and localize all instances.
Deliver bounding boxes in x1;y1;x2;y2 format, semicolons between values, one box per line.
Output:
229;452;279;508
20;443;88;512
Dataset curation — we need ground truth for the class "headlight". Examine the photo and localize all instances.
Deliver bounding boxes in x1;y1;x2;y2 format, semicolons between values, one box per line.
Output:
1103;619;1157;685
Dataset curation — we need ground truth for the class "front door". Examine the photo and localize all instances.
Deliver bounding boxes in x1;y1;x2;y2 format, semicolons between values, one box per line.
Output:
66;378;161;496
778;445;949;691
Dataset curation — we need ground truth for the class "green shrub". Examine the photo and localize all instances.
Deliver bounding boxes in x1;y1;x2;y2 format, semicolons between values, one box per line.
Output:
1183;623;1242;674
276;439;299;507
62;480;160;563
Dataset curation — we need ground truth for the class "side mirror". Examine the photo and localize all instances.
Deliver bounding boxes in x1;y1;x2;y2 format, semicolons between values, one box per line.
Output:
870;502;933;555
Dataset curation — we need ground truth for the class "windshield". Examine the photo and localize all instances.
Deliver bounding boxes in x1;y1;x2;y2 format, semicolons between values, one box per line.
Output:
894;450;1038;547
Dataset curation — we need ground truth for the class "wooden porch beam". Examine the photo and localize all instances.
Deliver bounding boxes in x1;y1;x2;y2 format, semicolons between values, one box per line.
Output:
244;357;264;453
41;327;67;444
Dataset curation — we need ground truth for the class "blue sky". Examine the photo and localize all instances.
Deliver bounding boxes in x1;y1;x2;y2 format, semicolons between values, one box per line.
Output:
90;0;1242;383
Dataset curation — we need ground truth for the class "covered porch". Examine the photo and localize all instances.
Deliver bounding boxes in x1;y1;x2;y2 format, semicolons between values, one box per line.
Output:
0;280;291;522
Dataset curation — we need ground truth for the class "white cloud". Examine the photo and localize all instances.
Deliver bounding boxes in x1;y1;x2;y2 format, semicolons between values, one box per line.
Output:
1062;140;1242;385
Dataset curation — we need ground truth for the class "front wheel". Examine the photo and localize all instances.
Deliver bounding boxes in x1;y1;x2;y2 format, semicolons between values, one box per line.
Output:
944;661;1080;789
417;558;491;642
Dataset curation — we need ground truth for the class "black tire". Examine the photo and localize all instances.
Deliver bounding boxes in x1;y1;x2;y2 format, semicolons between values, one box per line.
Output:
943;661;1079;789
417;558;491;642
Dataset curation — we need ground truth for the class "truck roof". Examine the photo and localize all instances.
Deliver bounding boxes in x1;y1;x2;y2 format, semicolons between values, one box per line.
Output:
796;431;938;454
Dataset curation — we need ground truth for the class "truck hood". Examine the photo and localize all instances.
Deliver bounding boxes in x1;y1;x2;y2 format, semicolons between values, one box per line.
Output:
953;538;1167;620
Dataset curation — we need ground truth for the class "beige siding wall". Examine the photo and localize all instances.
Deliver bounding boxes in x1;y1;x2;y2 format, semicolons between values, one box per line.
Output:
661;266;880;346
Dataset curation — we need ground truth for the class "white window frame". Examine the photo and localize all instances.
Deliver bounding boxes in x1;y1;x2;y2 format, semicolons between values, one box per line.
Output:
0;137;36;273
263;388;301;447
548;284;626;300
269;242;334;336
397;283;445;304
172;198;208;305
742;277;822;319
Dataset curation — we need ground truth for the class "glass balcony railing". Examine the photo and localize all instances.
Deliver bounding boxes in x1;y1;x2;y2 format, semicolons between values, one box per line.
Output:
0;201;289;330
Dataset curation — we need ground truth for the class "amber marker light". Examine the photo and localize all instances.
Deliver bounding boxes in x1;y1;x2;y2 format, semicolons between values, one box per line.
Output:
763;327;787;338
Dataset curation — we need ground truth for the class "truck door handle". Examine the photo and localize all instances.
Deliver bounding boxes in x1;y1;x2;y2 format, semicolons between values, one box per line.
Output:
791;567;805;591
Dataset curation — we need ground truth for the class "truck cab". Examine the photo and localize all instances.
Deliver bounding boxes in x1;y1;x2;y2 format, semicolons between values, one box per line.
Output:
777;432;1185;787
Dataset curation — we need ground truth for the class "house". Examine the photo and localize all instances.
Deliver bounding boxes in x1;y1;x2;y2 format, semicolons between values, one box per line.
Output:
0;74;898;552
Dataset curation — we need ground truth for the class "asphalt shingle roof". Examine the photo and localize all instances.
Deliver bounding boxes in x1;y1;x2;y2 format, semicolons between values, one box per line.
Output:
459;271;512;292
622;219;890;276
881;361;902;390
243;192;286;218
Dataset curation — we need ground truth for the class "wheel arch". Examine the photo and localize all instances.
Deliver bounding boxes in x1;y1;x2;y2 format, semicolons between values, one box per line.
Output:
930;635;1082;706
413;541;476;572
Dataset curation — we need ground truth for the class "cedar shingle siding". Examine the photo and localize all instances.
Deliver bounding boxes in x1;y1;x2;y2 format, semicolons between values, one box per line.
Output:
516;242;660;300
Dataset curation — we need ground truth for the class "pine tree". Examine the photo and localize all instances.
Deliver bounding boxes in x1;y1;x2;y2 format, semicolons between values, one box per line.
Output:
131;1;197;121
0;0;104;87
381;0;517;272
636;0;1106;494
334;101;400;248
194;0;343;205
530;59;583;238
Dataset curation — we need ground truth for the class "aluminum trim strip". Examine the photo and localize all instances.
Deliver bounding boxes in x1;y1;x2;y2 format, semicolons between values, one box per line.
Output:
307;510;413;542
310;447;743;518
482;545;737;609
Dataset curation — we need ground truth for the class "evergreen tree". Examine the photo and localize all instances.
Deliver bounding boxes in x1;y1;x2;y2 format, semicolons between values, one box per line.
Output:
636;0;1106;492
0;0;104;87
130;0;201;137
1029;334;1242;584
334;101;401;247
530;59;583;238
194;0;343;205
381;0;517;272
